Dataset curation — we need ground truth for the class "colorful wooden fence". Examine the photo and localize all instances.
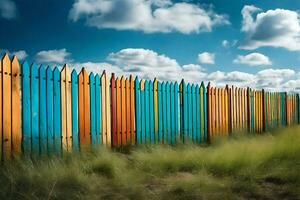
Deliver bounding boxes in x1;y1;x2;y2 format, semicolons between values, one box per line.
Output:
0;54;300;159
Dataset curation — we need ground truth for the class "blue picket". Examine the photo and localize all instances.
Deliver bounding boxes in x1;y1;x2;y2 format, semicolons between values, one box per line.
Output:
166;82;170;143
170;83;175;144
144;80;150;143
149;81;154;143
71;70;79;150
89;73;96;145
95;74;101;145
202;82;207;142
46;66;54;154
181;80;188;142
196;85;200;143
21;61;31;154
39;65;47;154
157;82;163;142
53;67;61;155
135;77;141;144
174;82;179;143
187;84;192;140
192;84;196;142
162;82;167;143
31;63;39;154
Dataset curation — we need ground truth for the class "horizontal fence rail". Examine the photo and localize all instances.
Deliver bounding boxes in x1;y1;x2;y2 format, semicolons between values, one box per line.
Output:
0;54;300;159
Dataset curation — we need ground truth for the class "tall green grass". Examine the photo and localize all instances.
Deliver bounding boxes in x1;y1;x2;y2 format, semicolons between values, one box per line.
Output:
1;126;300;200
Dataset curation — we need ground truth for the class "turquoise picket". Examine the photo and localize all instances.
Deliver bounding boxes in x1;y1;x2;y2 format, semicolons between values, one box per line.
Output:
181;80;188;142
162;82;167;143
46;66;54;154
170;83;175;144
89;73;96;145
144;80;150;143
187;84;192;140
135;77;141;144
196;85;200;143
174;82;179;142
31;63;39;154
21;61;31;154
192;84;196;142
149;81;154;143
39;65;47;154
71;70;79;150
201;82;207;142
140;80;145;143
95;74;101;145
166;82;170;144
53;67;61;155
157;82;163;142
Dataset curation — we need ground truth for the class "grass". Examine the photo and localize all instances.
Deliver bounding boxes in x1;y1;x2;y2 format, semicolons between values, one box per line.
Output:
1;126;300;200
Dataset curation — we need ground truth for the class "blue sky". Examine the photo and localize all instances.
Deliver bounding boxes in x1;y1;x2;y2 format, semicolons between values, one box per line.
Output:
0;0;300;91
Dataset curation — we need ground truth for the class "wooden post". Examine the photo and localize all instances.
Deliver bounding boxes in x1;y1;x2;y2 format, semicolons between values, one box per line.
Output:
206;82;211;143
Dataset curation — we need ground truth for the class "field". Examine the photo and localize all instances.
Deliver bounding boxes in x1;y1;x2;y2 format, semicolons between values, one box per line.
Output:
1;126;300;200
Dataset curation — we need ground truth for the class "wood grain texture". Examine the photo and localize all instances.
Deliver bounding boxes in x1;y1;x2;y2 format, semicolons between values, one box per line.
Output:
105;73;111;146
121;77;126;145
126;78;130;143
101;72;107;145
2;54;12;159
130;76;135;145
116;78;121;146
110;74;117;147
0;57;2;160
11;56;22;155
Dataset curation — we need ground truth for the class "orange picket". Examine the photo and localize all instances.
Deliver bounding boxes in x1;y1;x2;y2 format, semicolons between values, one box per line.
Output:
11;56;22;155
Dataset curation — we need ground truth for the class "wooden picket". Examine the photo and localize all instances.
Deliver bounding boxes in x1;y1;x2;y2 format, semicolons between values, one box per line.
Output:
0;53;299;159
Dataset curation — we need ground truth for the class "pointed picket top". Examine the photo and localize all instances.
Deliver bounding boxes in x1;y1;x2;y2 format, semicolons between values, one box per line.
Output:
134;76;139;86
101;70;106;79
2;53;10;64
90;71;94;78
200;81;205;88
53;66;60;77
22;61;30;75
39;64;46;74
46;66;52;75
153;78;158;84
2;53;11;73
11;56;20;76
71;69;77;82
174;81;179;89
195;84;200;91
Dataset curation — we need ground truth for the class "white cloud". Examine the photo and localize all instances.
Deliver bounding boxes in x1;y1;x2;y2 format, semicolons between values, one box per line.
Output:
69;0;229;34
233;53;271;66
12;50;28;60
35;49;71;64
240;5;300;51
222;39;238;48
198;52;215;64
0;0;17;19
0;49;27;60
222;40;229;47
32;47;299;92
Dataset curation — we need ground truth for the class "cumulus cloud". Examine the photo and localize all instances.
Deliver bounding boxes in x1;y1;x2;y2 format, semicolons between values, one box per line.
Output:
0;0;17;19
198;52;215;64
69;0;229;34
35;49;71;64
233;53;271;66
240;5;300;51
0;49;28;60
32;48;299;92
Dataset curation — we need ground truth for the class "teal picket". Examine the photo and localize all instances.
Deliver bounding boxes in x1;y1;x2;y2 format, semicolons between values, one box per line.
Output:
140;80;145;143
144;80;150;143
149;81;154;143
89;73;96;145
53;67;61;154
187;84;192;140
170;83;175;144
21;61;31;154
181;80;188;142
71;70;79;150
95;74;101;145
174;82;179;142
196;85;200;143
202;82;207;142
39;65;47;154
192;84;196;142
135;77;141;144
162;82;167;143
158;82;163;142
31;63;39;154
166;82;170;144
46;66;54;154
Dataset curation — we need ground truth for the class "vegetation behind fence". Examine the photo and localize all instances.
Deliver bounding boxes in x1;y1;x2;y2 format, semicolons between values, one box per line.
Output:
0;54;299;160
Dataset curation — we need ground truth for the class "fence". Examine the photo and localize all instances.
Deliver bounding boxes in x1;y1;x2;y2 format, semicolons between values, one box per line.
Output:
0;54;299;159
